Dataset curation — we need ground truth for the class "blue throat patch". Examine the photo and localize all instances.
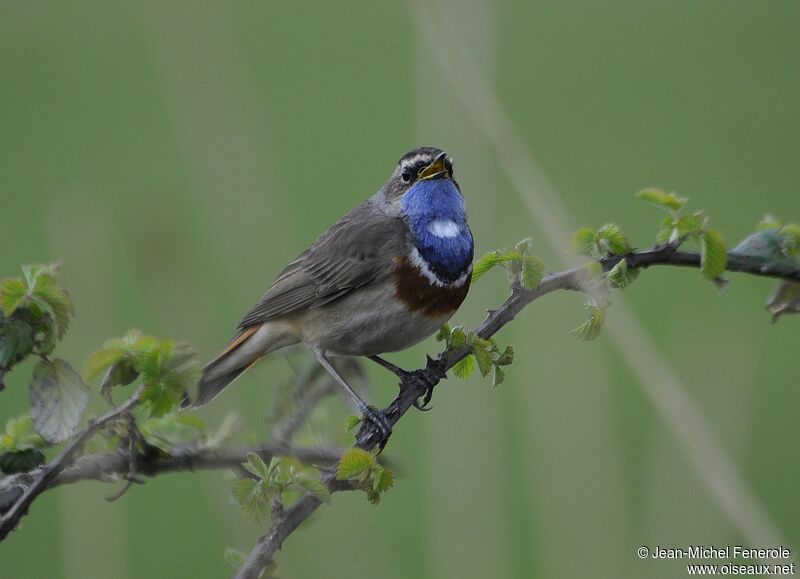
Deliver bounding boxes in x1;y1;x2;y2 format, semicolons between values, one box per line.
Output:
402;178;474;283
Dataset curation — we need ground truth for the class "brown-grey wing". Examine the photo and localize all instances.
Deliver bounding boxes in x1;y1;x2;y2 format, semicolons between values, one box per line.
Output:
238;201;407;328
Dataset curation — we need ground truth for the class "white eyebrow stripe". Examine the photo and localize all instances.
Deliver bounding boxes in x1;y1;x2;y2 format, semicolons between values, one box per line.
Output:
401;154;428;169
428;219;461;238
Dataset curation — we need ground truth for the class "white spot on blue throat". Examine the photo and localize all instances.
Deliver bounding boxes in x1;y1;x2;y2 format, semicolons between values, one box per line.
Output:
402;178;474;282
428;219;461;238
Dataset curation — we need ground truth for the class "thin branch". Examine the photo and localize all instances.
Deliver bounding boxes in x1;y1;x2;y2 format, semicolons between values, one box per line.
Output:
39;443;341;489
602;247;800;282
235;268;585;578
0;438;342;532
409;3;794;559
235;247;800;578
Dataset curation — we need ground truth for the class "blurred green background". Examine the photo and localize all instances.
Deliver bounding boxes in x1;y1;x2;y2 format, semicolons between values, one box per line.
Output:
2;1;799;577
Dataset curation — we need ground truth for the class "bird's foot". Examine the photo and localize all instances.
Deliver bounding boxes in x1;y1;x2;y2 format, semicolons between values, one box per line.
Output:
402;357;445;411
357;405;393;451
409;370;437;411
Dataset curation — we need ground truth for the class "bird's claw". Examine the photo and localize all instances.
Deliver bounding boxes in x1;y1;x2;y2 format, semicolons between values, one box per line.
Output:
398;368;438;411
358;405;392;451
414;386;435;411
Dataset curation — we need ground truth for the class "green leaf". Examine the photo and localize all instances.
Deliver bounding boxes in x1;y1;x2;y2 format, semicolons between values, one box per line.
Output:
450;354;475;379
471;253;502;283
0;415;46;451
140;382;182;418
232;477;270;523
766;281;800;323
471;250;522;283
674;212;705;237
135;339;198;417
30;274;74;339
492;366;505;388
0;317;34;370
224;548;247;572
434;323;452;343
373;466;395;494
292;471;331;503
242;452;271;481
448;326;469;350
344;415;362;432
521;256;544;290
780;224;800;257
84;347;127;382
606;259;640;290
0;279;27;317
28;359;89;443
99;361;139;405
570;303;606;341
495;345;514;366
655;215;675;245
471;339;493;377
0;449;46;474
336;447;375;480
596;223;631;255
700;228;727;280
636;188;687;212
22;264;60;290
571;228;596;255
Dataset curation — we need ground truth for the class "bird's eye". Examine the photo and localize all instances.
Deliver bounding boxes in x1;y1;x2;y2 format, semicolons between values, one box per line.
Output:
401;170;412;183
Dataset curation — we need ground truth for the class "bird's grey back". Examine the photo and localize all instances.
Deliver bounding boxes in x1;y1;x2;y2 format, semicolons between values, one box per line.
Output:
238;200;408;328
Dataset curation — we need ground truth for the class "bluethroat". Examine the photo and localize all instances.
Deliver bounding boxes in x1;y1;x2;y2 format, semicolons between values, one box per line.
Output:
196;147;474;443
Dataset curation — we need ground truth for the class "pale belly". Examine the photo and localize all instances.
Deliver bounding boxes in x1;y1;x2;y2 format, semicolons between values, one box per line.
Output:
292;279;452;356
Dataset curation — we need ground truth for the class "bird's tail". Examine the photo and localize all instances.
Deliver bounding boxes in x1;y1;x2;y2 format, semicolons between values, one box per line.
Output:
194;322;298;408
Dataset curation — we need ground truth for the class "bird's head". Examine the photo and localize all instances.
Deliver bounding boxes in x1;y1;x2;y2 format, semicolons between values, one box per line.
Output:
378;147;465;221
382;147;456;202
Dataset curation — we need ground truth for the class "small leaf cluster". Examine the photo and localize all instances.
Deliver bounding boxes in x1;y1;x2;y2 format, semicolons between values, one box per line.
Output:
569;299;607;341
570;223;634;340
85;329;198;417
472;238;544;291
0;265;89;446
233;453;330;523
435;323;514;387
137;411;237;454
572;223;632;259
335;448;394;505
605;258;640;290
0;264;75;383
0;416;47;474
637;188;727;280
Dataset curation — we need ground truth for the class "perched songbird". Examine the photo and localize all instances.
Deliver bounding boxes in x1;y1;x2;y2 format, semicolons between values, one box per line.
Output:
196;147;474;441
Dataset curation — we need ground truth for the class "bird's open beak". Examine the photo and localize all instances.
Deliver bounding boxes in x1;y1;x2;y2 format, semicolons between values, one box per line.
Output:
417;152;448;181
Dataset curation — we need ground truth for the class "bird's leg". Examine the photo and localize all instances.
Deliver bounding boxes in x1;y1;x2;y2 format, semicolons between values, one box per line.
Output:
313;348;392;447
368;355;443;412
368;355;407;378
